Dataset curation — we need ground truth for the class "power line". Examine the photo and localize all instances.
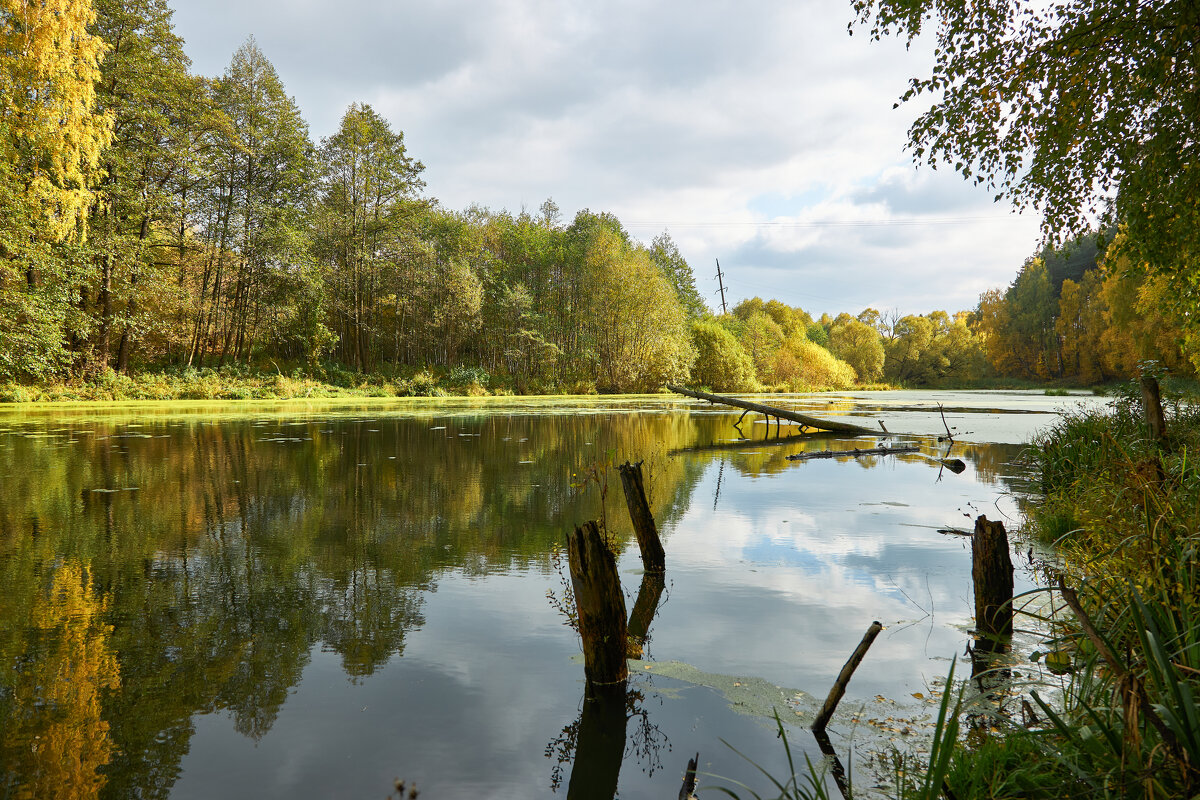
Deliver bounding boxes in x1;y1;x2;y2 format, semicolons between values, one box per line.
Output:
715;258;728;315
625;215;1017;230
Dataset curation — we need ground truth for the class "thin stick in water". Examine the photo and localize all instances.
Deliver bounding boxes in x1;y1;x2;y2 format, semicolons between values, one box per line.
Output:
812;620;884;733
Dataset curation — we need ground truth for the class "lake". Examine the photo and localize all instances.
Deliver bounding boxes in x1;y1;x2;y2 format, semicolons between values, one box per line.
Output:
0;390;1099;799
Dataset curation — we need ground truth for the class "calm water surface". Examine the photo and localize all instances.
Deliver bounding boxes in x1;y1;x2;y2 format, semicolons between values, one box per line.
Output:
0;391;1100;799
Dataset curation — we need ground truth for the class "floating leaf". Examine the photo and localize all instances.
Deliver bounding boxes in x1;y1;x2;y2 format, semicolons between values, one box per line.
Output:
1045;650;1072;675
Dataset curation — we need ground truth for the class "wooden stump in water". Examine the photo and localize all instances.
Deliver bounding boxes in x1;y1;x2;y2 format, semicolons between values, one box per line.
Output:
1141;375;1167;445
972;515;1014;639
618;461;666;573
567;520;629;686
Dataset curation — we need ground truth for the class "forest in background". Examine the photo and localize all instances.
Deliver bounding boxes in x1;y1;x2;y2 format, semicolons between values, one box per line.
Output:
2;0;1196;400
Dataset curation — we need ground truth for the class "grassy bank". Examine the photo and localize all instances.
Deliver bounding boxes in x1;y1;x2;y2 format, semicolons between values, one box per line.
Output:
912;385;1200;799
0;363;909;403
0;364;549;403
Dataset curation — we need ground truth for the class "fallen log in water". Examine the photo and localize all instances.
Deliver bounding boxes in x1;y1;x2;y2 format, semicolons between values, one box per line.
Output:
786;445;919;461
666;385;878;435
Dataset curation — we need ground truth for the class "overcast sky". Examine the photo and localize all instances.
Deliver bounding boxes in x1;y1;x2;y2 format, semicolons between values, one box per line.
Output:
168;0;1041;318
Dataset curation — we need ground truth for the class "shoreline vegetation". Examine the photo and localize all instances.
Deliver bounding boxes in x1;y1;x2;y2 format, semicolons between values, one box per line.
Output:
923;387;1200;800
0;364;1119;405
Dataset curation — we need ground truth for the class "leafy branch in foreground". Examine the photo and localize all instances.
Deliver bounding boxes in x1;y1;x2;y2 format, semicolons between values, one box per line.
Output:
851;0;1200;318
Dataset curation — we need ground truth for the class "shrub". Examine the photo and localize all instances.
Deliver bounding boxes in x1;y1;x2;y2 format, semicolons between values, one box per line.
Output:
689;319;757;391
775;336;857;390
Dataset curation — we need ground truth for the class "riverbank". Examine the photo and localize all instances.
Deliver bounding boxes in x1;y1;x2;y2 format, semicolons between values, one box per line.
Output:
0;362;1122;404
920;385;1200;799
0;364;881;403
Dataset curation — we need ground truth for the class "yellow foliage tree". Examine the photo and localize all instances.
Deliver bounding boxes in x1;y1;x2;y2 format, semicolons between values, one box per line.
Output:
0;0;112;241
774;334;857;390
585;229;694;392
1056;272;1108;384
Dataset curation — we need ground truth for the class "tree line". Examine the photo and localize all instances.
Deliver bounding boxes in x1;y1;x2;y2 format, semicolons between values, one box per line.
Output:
2;0;1192;395
1;1;704;391
977;232;1199;383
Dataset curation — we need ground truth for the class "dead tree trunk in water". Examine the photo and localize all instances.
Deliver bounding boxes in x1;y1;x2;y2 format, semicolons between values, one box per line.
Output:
972;515;1014;640
567;521;629;686
1141;375;1167;445
618;461;665;573
666;384;878;435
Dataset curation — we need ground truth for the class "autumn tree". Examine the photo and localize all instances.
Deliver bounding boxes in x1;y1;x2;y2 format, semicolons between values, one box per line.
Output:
581;226;693;392
852;0;1200;336
1;0;111;240
829;314;885;382
1056;271;1109;384
0;0;112;380
737;311;785;383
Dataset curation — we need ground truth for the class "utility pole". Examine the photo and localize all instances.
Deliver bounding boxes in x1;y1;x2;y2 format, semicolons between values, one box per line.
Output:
715;258;728;315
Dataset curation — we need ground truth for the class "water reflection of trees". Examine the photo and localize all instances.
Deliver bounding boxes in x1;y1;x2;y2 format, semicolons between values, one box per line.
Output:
0;562;120;800
0;411;711;798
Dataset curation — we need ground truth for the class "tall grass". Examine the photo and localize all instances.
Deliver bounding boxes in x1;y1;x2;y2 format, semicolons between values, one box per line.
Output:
925;385;1200;799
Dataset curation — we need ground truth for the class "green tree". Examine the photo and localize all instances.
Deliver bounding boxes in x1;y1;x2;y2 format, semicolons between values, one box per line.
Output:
315;102;424;370
87;0;200;372
688;318;756;391
0;155;77;380
852;0;1200;321
648;231;707;319
829;315;885;382
195;37;313;366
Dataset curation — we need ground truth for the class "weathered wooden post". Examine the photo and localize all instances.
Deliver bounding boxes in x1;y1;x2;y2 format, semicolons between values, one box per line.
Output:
972;515;1014;639
1140;375;1167;445
626;572;665;659
618;461;666;573
566;520;629;687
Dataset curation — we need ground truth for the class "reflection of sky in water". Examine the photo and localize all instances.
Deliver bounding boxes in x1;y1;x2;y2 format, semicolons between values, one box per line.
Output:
0;393;1093;799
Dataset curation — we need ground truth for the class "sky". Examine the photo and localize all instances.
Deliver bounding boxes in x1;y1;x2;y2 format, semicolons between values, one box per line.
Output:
167;0;1043;318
